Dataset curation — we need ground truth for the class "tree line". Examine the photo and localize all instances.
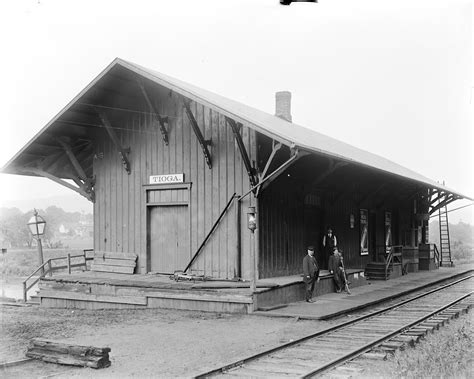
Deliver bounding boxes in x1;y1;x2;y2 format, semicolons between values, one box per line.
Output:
0;206;92;249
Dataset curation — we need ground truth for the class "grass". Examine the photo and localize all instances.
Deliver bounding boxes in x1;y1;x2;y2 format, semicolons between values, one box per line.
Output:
363;311;473;378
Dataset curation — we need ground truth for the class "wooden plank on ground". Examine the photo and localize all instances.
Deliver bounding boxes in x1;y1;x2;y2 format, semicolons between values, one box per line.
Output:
39;290;147;305
26;339;111;369
92;259;136;268
93;251;137;261
90;264;135;274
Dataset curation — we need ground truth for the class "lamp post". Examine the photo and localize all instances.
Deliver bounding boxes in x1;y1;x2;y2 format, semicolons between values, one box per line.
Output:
27;209;47;274
247;206;257;293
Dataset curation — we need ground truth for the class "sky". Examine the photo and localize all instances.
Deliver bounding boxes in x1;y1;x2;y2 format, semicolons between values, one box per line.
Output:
0;0;472;223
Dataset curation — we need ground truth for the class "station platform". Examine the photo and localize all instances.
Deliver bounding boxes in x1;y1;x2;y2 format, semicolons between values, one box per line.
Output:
36;268;365;313
254;264;474;320
35;264;472;315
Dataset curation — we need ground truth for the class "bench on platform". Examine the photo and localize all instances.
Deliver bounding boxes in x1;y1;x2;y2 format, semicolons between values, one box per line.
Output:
90;251;137;274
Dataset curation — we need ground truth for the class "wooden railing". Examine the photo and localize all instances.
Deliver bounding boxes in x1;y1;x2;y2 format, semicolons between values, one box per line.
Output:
384;245;403;280
22;249;94;302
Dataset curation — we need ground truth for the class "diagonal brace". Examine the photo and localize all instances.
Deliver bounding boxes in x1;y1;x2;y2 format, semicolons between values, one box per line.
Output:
137;80;169;145
256;140;282;197
225;117;258;189
18;167;94;202
183;100;212;169
96;111;131;174
55;137;90;181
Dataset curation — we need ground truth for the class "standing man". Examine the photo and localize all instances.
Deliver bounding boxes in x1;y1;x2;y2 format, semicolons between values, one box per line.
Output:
322;227;337;269
303;246;320;303
328;248;350;294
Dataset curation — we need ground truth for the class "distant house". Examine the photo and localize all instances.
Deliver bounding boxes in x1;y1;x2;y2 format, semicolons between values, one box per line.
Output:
2;58;470;280
58;224;70;235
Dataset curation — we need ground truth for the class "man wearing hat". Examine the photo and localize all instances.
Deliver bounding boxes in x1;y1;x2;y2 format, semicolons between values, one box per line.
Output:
322;227;337;269
303;246;320;303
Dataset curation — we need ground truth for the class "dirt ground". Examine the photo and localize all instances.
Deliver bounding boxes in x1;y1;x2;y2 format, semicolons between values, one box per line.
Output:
1;301;473;378
0;304;333;378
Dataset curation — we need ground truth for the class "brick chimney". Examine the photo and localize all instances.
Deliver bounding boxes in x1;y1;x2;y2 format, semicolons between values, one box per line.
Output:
275;91;292;122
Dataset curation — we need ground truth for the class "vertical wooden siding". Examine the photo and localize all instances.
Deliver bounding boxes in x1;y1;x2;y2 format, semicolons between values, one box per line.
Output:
259;177;414;278
93;89;255;279
259;179;306;278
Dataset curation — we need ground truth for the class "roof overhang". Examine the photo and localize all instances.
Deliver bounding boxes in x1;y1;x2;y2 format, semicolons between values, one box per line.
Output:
2;58;472;202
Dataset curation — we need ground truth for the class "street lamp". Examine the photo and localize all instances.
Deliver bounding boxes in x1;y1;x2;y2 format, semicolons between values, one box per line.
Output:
27;209;46;273
247;207;257;293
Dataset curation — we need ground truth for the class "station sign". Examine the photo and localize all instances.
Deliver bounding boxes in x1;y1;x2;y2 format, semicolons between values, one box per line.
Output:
149;173;184;184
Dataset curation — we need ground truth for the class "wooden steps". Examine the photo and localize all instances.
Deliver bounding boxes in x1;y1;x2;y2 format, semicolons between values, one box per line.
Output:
91;251;137;274
364;262;392;280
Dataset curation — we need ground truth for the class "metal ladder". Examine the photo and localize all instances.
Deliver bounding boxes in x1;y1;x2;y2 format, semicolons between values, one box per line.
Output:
438;205;454;267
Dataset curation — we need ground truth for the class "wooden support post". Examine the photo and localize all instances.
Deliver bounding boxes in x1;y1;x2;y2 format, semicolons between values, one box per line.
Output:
183;100;212;169
67;253;71;274
226;117;258;190
137;79;169;145
96;111;131;174
250;229;257;293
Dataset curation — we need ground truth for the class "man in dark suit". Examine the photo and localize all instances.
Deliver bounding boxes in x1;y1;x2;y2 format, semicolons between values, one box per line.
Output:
328;248;349;293
303;246;320;303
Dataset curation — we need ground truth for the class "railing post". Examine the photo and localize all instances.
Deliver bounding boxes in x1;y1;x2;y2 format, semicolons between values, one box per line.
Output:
84;249;88;271
23;281;27;302
67;253;71;274
48;260;53;277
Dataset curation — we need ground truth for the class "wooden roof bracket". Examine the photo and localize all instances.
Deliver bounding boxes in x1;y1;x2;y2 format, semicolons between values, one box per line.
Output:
255;140;282;197
312;159;348;187
357;183;387;207
72;177;96;202
239;146;305;201
429;192;459;215
17;167;94;202
137;79;169;145
225;117;258;190
55;137;96;201
96;110;131;174
183;100;212;169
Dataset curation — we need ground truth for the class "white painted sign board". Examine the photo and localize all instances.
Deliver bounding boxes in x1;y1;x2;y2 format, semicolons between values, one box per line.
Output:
149;174;184;184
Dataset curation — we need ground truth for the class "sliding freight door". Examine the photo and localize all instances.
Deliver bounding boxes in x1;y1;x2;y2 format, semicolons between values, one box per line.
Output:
146;184;190;274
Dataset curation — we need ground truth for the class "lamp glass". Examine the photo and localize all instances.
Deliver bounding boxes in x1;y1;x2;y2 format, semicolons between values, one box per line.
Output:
247;206;257;231
27;214;46;237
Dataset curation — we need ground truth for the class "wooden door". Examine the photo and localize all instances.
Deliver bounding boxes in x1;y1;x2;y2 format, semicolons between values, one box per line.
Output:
148;205;189;273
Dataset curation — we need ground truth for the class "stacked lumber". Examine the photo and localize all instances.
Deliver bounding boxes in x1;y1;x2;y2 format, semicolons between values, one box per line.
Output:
26;339;111;369
91;251;137;274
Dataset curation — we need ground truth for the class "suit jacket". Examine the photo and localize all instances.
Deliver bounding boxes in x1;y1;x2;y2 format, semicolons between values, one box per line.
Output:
328;252;343;273
303;254;319;278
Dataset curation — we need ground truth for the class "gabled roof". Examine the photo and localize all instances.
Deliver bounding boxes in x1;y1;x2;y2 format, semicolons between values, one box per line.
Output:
2;58;471;200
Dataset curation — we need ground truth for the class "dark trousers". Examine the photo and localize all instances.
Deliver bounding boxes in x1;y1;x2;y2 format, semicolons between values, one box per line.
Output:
333;267;346;292
304;272;319;300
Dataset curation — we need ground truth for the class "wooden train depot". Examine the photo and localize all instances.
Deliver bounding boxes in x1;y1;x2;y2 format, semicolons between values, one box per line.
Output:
2;58;471;312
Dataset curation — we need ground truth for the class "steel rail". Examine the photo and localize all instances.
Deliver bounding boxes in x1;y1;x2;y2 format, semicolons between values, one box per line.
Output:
195;274;473;378
302;291;473;378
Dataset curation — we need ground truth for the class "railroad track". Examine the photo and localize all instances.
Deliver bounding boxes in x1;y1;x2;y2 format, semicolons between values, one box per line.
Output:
196;275;473;378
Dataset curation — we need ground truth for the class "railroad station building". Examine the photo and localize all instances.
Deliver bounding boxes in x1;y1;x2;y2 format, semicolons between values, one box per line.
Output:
3;58;470;287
